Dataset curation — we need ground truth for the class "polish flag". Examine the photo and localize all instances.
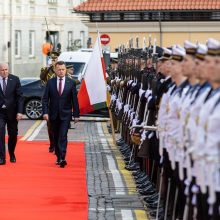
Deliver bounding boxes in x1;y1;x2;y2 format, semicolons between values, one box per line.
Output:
77;34;107;114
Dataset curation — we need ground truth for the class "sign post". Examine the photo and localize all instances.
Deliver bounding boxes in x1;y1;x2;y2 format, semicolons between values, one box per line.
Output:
100;33;115;144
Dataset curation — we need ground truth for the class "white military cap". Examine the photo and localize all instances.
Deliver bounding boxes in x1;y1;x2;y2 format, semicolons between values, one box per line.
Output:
184;40;197;55
172;45;186;61
206;38;220;56
195;44;207;60
158;47;172;61
177;44;185;52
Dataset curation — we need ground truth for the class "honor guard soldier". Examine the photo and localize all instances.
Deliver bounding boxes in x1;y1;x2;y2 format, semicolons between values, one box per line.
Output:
177;40;199;181
163;45;191;220
191;38;220;220
112;38;220;220
157;48;173;158
40;51;60;153
40;51;60;85
66;64;81;85
203;38;220;220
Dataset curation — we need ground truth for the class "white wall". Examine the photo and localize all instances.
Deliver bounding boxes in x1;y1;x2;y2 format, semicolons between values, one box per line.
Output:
0;0;88;77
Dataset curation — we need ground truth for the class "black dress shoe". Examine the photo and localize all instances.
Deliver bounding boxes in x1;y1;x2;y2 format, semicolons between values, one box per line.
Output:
132;170;143;177
134;173;147;181
119;146;131;154
125;163;140;171
138;188;156;196
135;176;150;184
149;208;164;218
119;143;129;149
143;193;159;203
49;146;55;153
145;202;159;210
59;160;67;168
122;151;132;157
55;159;61;165
10;156;16;163
136;181;153;189
0;158;6;165
121;151;132;157
116;140;125;146
123;155;132;160
125;159;135;166
116;138;124;143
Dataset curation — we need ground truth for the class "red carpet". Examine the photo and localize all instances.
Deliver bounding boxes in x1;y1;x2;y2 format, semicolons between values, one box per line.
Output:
0;141;88;220
5;135;22;141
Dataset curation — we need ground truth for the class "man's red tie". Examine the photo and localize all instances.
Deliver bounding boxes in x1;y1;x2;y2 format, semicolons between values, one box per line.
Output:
59;78;62;96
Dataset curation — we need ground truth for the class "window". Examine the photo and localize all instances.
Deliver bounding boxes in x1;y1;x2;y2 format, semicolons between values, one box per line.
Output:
30;6;35;14
104;13;120;21
15;30;21;58
48;0;57;4
80;31;85;48
48;8;57;16
211;12;220;20
91;14;102;21
29;31;35;57
67;31;73;50
16;6;22;15
123;13;141;21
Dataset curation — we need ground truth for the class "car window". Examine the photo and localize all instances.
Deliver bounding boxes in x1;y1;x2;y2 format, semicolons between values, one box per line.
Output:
66;62;85;77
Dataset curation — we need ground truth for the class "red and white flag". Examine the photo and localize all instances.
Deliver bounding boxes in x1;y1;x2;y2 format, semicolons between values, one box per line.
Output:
77;35;107;114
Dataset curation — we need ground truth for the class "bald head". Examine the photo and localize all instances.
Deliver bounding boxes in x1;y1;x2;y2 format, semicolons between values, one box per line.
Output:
0;63;9;78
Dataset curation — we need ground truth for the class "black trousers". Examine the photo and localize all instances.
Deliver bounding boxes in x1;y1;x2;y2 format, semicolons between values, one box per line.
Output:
50;117;70;161
0;109;18;159
47;121;55;148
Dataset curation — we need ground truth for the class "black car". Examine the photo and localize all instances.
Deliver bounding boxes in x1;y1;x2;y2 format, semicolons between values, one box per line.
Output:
21;78;45;120
21;78;109;120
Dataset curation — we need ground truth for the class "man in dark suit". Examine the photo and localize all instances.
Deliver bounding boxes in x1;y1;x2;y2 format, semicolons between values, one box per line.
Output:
40;51;60;153
0;63;23;165
42;61;80;168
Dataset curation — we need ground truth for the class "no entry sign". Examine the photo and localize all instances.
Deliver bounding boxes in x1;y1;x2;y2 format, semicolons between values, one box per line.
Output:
100;34;110;45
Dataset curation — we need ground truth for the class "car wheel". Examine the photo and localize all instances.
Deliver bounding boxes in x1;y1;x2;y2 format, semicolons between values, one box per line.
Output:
25;99;43;120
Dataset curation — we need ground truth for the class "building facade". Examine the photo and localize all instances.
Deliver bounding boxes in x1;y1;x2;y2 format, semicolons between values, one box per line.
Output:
0;0;88;77
74;0;220;52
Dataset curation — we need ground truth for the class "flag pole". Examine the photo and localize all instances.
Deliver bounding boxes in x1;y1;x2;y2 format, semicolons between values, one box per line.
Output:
96;26;116;145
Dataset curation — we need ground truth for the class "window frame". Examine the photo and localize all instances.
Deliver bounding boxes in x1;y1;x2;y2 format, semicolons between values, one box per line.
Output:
15;30;21;58
29;30;35;58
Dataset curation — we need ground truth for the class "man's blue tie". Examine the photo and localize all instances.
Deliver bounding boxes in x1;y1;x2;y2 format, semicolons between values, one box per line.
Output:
2;78;6;95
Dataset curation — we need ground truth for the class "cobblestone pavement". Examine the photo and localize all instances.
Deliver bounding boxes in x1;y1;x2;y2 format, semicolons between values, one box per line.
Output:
18;118;149;220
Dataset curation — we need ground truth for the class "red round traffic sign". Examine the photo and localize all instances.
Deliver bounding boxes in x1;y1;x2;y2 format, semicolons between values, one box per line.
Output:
100;34;110;45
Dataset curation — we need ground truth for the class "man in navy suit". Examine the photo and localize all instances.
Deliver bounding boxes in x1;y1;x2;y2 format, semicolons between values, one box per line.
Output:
0;63;23;165
42;61;80;168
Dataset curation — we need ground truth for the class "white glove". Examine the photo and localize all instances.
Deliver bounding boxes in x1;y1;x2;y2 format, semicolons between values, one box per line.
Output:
78;72;83;82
